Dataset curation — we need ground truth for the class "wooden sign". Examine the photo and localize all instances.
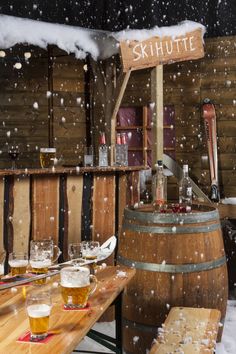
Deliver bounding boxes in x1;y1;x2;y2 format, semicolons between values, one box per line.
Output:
120;28;204;72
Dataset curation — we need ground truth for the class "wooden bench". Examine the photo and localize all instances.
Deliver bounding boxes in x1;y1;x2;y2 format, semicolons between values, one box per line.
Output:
150;307;221;354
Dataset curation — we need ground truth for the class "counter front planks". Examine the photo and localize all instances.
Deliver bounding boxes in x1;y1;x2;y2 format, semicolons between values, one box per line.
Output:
0;265;135;354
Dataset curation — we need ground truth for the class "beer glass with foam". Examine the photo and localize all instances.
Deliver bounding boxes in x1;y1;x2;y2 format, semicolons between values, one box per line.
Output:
81;241;100;261
60;266;97;309
40;148;56;168
8;252;28;276
68;243;82;266
30;239;61;284
26;291;52;341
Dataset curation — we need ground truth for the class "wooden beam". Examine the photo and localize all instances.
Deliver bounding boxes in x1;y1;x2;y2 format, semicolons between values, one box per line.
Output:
151;65;163;165
110;70;131;165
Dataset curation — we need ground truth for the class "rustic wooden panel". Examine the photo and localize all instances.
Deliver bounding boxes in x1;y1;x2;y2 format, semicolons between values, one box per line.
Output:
118;173;128;230
92;174;116;264
0;178;4;253
127;171;140;206
31;175;60;243
11;176;30;253
66;176;83;245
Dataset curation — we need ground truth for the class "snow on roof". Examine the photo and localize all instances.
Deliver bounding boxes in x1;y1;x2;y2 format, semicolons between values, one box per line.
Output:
0;14;205;60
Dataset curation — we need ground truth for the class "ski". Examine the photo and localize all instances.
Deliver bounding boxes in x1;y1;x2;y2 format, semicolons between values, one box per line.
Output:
202;98;220;202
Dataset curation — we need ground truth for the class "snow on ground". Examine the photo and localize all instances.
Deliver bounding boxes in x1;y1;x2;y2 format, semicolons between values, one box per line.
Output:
74;300;236;354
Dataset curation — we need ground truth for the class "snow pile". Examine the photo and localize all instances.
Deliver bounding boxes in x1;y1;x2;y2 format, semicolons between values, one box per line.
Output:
0;15;205;60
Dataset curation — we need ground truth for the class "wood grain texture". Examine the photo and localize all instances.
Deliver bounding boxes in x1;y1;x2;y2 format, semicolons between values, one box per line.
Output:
66;176;83;244
31;175;59;243
120;29;204;72
11;176;30;253
92;174;116;265
0;266;136;354
119;205;228;354
0;178;4;252
150;307;221;354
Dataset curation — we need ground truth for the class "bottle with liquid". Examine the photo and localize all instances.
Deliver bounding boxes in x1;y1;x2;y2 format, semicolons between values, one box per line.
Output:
179;164;192;210
121;132;128;166
115;133;122;166
98;132;108;167
152;160;167;209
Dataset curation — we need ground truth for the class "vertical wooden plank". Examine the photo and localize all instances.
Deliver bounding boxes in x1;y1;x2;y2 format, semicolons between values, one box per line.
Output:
143;106;148;166
118;173;128;231
31;175;59;244
82;173;93;241
151;65;164;164
127;171;140;206
11;176;30;253
67;176;83;244
92;174;115;265
0;178;4;253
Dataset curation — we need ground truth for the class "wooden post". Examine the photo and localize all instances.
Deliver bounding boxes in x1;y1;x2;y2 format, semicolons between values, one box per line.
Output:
151;65;163;165
110;70;131;165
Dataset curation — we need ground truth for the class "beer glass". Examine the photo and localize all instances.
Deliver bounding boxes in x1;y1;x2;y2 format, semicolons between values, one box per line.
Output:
68;243;82;265
26;291;52;341
8;252;28;276
0;250;6;278
81;241;100;261
60;266;97;309
30;240;61;284
40;148;56;168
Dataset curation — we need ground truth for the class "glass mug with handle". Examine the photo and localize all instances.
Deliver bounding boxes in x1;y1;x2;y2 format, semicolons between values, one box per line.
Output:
8;252;29;276
60;266;97;309
30;239;61;284
26;291;52;341
81;241;100;261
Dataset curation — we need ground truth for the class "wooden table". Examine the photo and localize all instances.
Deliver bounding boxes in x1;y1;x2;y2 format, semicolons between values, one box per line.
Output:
0;265;135;353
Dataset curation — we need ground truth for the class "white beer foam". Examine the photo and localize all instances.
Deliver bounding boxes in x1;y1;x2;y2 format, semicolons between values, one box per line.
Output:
30;260;51;268
0;264;4;275
27;304;51;318
61;266;90;288
9;260;28;267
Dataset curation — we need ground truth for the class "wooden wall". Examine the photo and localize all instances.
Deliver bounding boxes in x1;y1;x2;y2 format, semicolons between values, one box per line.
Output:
0;169;140;272
112;35;236;199
0;45;87;168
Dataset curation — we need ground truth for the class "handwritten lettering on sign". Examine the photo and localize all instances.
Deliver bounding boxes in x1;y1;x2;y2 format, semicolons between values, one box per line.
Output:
120;28;204;72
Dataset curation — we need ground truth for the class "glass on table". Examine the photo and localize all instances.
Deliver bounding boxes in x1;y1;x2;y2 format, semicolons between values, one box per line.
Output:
8;144;20;169
83;146;94;167
26;291;52;341
60;266;97;309
81;241;100;261
68;243;82;266
8;252;28;276
29;239;61;284
40;148;56;168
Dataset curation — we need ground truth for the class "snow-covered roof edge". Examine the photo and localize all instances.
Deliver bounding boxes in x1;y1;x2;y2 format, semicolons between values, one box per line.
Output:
0;15;205;60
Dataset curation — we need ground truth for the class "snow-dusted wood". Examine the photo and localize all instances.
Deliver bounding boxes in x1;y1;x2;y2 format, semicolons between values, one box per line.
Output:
150;307;221;354
120;28;204;72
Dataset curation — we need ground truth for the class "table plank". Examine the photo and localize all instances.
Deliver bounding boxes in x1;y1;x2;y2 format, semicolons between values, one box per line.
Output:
0;265;135;354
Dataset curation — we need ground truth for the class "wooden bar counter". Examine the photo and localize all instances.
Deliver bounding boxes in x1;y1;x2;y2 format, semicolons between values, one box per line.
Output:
0;166;144;265
0;265;136;353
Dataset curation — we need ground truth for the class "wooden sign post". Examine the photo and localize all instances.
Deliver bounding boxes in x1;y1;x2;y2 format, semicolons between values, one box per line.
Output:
119;27;204;164
120;28;204;72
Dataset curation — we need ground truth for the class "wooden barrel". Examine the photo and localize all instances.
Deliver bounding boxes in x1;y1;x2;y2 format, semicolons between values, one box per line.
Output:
118;204;228;354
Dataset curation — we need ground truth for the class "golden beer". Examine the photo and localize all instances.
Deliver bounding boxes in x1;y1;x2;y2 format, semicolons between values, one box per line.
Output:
27;304;51;339
40;148;56;168
61;284;90;308
8;258;28;276
60;266;97;309
30;260;51;285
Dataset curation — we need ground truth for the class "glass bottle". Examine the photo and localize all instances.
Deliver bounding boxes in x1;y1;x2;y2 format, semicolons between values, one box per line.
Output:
115;133;122;166
152;160;167;210
121;132;128;166
179;164;192;210
98;132;108;167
